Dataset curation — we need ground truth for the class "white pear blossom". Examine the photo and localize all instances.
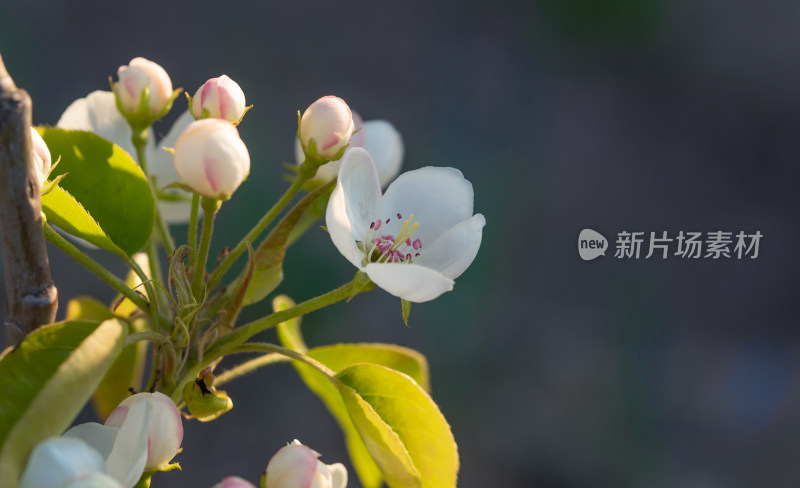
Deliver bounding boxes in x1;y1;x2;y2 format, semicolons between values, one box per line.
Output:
30;127;52;187
326;148;484;303
191;75;247;123
104;392;183;470
264;440;347;488
56;90;194;223
296;111;403;187
211;476;257;488
19;397;151;488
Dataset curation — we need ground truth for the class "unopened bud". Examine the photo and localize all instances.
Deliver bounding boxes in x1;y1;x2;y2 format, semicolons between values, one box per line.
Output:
30;127;52;187
299;96;354;163
105;392;183;470
183;367;234;422
115;57;173;115
173;119;250;200
211;476;256;488
191;75;247;124
264;440;347;488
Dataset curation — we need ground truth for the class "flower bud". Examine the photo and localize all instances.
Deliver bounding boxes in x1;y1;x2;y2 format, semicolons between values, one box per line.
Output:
264;440;347;488
30;127;51;187
191;75;247;124
211;476;256;488
105;392;183;470
183;367;234;422
116;57;173;115
299;96;354;162
173;119;250;200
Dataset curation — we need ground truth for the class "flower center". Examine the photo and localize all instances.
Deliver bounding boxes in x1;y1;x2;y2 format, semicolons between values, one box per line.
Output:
357;213;423;266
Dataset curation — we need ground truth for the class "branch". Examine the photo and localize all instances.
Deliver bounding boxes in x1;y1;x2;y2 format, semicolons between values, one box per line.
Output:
0;52;57;346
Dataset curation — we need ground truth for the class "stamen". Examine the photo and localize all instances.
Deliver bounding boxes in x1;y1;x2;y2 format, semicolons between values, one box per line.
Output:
397;213;402;219
413;239;422;250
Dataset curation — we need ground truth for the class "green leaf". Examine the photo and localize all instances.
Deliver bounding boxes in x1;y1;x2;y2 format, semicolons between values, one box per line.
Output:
336;364;459;488
64;297;147;420
0;319;127;486
41;185;124;256
276;309;428;488
38;128;155;255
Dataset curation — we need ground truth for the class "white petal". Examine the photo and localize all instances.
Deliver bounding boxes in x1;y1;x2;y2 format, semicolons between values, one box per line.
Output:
63;423;120;461
362;120;403;187
326;148;381;268
378;167;473;246
414;214;485;279
327;462;348;488
56;91;154;161
364;263;454;303
106;400;149;487
148;111;195;223
19;437;106;488
64;472;125;488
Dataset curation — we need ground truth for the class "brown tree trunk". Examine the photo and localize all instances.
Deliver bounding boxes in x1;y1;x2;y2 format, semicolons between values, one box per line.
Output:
0;53;57;346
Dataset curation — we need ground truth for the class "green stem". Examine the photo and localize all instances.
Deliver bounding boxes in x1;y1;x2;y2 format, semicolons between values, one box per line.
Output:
191;197;220;299
213;353;289;387
233;342;336;378
188;192;200;266
43;223;150;313
207;172;310;290
132;130;175;255
170;277;369;402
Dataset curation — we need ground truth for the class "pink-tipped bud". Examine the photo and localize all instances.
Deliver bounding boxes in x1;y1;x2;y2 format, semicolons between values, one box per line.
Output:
30;127;51;187
264;440;347;488
116;57;173;115
105;392;183;470
299;96;354;161
211;476;257;488
191;75;247;123
172;119;251;200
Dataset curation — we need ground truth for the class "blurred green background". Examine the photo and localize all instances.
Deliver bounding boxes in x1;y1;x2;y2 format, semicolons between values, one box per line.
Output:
2;0;800;486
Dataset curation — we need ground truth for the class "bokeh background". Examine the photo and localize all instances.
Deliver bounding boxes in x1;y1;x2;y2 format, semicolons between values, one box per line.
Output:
3;1;800;486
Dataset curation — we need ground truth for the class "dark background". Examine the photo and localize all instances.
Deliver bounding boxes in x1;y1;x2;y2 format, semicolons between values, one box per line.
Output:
2;1;800;487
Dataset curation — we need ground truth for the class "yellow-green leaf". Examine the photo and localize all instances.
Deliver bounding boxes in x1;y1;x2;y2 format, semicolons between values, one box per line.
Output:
0;319;127;486
337;363;459;488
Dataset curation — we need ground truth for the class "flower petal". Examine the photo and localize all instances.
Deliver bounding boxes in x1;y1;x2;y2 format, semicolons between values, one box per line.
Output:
362;120;403;187
378;166;473;246
326;148;382;268
327;462;348;488
63;422;120;461
364;263;454;303
414;214;485;279
105;398;150;487
19;437;106;488
64;472;125;488
148;110;195;223
56;90;154;161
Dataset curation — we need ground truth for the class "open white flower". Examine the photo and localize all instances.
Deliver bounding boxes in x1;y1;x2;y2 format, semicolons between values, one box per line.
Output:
326;148;484;303
56;90;194;223
19;397;151;488
296;111;403;187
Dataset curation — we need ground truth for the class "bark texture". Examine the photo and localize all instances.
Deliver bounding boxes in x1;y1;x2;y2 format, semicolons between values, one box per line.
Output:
0;53;57;346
